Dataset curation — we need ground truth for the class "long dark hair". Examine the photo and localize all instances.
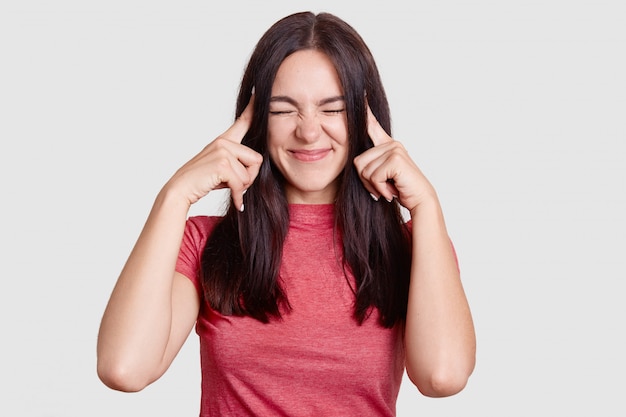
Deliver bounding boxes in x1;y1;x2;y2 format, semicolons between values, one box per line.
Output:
201;11;411;328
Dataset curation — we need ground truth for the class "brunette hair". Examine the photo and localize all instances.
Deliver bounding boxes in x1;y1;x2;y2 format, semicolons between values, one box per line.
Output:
201;11;411;328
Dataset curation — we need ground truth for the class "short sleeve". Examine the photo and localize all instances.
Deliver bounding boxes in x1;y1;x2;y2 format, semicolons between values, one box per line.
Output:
175;216;222;297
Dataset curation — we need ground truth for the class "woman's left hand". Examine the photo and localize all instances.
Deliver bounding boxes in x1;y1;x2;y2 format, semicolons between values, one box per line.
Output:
353;106;437;214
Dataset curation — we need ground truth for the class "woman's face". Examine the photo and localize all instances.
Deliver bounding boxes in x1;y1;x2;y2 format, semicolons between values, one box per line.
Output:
267;49;349;204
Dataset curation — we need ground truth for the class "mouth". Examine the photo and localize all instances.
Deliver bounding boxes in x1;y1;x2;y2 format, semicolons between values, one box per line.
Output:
289;149;331;162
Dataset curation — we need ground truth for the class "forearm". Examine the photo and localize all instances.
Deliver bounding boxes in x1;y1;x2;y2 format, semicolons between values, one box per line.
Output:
97;187;191;388
405;197;476;397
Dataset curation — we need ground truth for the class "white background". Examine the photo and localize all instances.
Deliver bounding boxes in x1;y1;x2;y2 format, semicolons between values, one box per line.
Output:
1;1;624;416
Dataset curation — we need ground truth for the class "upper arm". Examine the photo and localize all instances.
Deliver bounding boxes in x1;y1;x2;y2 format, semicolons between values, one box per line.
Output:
157;272;201;377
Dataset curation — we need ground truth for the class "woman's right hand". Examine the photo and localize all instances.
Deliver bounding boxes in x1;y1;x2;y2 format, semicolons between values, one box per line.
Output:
97;96;262;392
165;95;263;211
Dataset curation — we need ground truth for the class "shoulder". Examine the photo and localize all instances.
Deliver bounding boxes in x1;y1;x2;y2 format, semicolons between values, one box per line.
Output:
186;215;222;232
182;215;224;248
176;215;224;284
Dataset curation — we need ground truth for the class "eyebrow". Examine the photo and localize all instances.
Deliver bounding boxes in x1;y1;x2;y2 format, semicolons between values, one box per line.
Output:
269;95;345;106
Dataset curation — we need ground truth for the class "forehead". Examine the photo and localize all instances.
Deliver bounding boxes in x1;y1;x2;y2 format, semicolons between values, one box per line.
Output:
271;49;343;96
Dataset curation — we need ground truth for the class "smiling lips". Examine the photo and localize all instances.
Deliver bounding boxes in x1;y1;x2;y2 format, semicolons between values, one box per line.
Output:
289;149;331;162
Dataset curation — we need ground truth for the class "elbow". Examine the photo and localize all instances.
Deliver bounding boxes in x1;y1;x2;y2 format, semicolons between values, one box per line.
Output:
406;361;475;398
409;370;469;398
97;359;154;393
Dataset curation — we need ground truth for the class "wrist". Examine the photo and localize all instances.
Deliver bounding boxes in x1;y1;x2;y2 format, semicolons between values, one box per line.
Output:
408;191;440;219
157;181;193;212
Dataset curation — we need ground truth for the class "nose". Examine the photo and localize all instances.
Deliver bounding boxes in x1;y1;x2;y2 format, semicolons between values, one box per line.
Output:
295;113;322;143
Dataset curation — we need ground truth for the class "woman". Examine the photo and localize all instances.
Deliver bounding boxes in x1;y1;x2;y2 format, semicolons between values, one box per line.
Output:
97;11;476;416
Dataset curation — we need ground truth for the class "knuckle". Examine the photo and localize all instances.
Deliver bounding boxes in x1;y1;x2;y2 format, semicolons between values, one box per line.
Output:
388;152;404;164
214;136;231;147
390;141;406;152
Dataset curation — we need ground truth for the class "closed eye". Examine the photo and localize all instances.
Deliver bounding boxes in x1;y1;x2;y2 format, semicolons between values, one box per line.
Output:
323;109;345;114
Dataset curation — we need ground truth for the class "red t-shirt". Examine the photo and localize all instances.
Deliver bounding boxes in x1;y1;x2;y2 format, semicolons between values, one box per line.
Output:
176;204;405;416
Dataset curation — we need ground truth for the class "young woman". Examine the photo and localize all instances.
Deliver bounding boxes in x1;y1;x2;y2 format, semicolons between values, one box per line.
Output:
97;11;476;416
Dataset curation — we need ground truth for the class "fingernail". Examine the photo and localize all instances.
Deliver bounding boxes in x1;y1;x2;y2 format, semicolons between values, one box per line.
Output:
370;193;378;201
239;204;245;212
242;189;247;195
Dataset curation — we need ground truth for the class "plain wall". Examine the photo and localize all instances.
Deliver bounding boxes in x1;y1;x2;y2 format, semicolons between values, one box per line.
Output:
1;0;624;415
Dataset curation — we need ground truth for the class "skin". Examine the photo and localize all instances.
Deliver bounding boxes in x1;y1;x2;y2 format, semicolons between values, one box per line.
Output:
97;49;475;397
267;50;349;204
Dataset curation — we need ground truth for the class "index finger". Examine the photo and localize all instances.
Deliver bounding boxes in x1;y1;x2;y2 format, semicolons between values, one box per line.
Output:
367;105;393;146
221;94;255;144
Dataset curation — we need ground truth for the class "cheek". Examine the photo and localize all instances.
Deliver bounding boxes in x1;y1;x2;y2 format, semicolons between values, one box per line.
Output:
321;118;349;145
266;122;282;150
267;118;295;144
267;120;291;163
